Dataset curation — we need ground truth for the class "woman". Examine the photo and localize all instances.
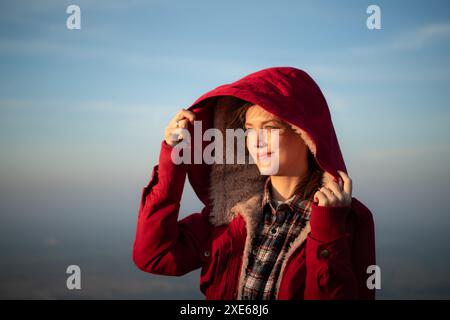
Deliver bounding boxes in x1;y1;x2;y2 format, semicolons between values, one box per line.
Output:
133;66;376;300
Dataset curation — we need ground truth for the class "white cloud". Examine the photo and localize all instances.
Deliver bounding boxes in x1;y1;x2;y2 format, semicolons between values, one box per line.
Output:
351;22;450;55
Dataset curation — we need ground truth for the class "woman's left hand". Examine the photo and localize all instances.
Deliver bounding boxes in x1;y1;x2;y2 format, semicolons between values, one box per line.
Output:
313;170;352;207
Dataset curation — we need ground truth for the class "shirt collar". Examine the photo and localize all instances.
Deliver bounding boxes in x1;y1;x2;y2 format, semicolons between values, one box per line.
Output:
262;176;307;214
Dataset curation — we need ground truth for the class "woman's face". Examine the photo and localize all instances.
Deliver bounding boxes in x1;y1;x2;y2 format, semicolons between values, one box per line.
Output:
244;104;309;176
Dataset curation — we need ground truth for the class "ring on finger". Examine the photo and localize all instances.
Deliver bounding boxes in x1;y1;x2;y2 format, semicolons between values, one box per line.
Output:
321;187;333;195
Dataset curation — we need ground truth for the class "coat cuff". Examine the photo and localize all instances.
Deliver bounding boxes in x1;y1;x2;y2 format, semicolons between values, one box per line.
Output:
146;140;187;202
309;202;351;243
158;140;187;176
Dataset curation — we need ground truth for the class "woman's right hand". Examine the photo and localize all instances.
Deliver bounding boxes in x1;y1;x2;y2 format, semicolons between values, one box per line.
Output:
164;108;196;146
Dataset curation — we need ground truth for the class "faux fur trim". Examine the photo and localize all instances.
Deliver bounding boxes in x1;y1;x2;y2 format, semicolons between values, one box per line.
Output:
290;124;317;157
208;98;267;226
234;194;264;300
206;99;336;299
273;221;311;297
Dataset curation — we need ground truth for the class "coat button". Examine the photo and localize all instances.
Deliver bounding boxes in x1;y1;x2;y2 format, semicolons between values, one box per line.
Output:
204;250;210;257
319;249;329;258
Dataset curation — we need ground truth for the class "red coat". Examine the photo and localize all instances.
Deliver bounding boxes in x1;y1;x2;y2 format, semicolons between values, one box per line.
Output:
133;67;376;300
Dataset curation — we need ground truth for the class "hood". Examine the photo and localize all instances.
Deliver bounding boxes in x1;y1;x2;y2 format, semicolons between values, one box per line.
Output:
184;66;347;226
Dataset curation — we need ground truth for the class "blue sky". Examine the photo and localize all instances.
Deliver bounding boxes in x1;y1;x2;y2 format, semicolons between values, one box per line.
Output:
0;0;450;299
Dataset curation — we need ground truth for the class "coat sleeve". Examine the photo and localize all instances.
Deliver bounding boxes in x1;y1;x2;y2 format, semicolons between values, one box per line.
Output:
304;200;376;300
132;140;212;276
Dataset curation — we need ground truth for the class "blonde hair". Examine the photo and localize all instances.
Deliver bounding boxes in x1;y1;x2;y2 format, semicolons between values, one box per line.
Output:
228;101;253;130
295;154;323;200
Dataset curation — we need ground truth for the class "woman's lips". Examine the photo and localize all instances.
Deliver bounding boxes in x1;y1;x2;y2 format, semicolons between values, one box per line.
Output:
256;152;273;161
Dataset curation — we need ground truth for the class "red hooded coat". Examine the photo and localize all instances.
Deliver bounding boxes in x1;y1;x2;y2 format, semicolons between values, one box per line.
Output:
133;66;376;300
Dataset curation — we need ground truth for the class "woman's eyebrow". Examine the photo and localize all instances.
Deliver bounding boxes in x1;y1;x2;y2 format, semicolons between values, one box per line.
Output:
245;119;285;126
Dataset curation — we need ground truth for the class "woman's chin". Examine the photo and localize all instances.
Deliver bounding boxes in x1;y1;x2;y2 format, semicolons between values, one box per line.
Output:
256;161;280;175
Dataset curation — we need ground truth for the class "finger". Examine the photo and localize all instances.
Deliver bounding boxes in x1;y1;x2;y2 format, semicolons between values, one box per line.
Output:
338;177;343;190
331;175;343;192
313;190;328;206
319;187;337;203
337;170;352;196
170;110;195;129
170;128;190;144
175;109;195;123
324;182;345;202
177;118;189;129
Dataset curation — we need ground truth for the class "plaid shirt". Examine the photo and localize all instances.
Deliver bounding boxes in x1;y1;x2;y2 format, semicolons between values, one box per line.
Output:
240;176;313;300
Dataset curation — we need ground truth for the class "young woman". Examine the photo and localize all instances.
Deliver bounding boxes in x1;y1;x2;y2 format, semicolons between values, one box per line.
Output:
133;66;376;300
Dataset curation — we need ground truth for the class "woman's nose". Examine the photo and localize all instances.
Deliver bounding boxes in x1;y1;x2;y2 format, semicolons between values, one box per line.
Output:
249;128;268;148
